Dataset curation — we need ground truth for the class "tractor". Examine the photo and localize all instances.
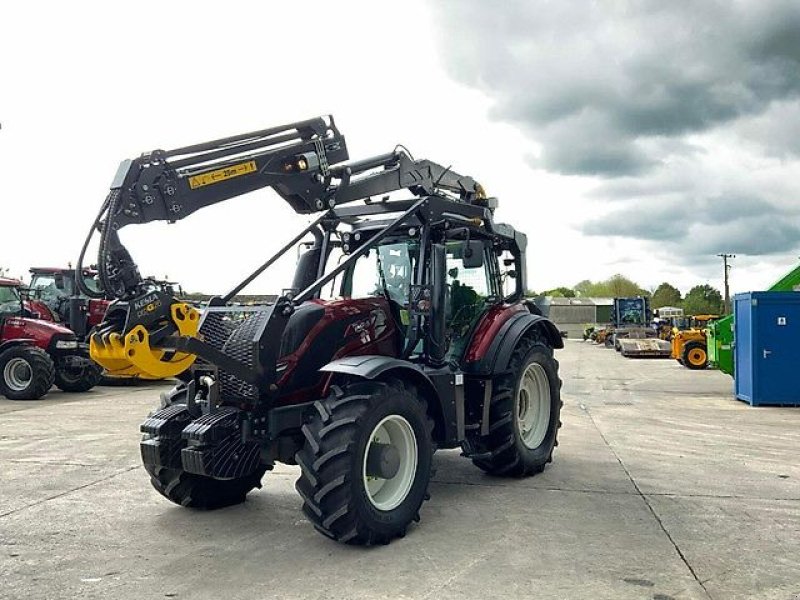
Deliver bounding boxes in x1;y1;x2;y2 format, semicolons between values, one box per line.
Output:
671;314;719;370
0;276;102;399
79;116;563;545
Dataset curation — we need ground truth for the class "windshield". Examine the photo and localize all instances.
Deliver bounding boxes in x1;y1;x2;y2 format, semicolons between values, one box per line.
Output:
321;240;419;305
82;274;102;294
31;272;101;300
0;284;21;316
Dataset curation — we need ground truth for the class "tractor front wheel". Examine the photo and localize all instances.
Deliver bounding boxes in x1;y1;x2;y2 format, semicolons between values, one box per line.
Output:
141;387;268;509
682;341;708;370
54;357;103;393
0;346;55;400
144;462;268;510
295;378;434;545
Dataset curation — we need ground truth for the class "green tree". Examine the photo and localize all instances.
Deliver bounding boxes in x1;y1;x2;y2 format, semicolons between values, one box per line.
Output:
651;282;682;308
607;274;649;297
542;286;576;298
682;284;723;315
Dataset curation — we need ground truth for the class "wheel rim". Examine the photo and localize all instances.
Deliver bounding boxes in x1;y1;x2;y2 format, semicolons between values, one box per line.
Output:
517;362;551;449
688;348;706;366
362;415;418;511
4;358;33;392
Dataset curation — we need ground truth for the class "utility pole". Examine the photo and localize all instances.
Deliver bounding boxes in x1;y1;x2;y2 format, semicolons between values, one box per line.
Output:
717;253;735;314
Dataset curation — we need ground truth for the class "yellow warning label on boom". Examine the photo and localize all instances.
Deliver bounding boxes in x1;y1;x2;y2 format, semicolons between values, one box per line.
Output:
188;160;257;189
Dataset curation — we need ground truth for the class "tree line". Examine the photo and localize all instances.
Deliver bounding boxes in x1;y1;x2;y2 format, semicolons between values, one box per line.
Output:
529;274;724;315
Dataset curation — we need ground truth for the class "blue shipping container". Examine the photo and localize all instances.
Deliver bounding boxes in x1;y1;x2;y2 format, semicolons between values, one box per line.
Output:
734;291;800;406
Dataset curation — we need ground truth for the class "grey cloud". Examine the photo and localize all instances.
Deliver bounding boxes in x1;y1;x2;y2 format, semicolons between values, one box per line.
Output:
581;196;800;262
432;0;800;176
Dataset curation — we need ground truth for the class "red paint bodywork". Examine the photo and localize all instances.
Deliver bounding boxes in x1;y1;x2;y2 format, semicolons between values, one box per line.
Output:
0;316;75;349
0;279;76;347
276;297;400;405
464;303;527;363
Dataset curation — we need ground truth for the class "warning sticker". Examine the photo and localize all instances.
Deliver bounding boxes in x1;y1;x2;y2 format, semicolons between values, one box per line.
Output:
188;161;257;189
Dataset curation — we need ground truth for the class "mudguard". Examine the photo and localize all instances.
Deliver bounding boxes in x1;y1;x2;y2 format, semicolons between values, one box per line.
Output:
466;313;562;376
320;355;456;443
0;339;37;354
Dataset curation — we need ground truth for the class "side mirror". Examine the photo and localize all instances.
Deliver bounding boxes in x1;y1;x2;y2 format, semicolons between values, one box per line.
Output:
462;240;484;269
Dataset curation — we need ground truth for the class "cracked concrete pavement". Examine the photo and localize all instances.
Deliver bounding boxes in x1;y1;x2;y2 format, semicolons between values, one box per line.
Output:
1;341;799;599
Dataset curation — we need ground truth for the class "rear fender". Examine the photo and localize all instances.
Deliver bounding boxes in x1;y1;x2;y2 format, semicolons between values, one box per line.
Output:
320;356;453;443
465;313;562;376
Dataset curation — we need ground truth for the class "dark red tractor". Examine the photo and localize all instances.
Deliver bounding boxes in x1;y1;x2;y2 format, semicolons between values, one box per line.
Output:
0;277;102;399
80;116;563;545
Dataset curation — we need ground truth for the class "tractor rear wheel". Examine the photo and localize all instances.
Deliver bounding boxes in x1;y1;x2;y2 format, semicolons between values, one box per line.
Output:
682;341;708;370
0;346;55;400
54;357;103;393
295;378;434;545
467;333;562;476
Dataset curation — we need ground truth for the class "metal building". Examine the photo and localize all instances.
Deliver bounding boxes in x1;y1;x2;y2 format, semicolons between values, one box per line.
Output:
531;297;614;338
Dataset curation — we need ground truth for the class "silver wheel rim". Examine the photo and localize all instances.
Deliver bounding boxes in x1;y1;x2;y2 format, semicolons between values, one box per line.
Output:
362;415;418;511
4;358;33;392
517;362;551;449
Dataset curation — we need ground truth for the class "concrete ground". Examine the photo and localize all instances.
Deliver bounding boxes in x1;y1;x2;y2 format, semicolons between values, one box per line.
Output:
1;341;799;600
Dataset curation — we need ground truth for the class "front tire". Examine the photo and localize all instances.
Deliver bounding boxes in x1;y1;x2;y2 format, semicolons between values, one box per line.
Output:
682;341;708;370
0;346;55;400
467;333;562;476
141;387;267;509
54;358;103;392
295;378;434;545
144;462;267;509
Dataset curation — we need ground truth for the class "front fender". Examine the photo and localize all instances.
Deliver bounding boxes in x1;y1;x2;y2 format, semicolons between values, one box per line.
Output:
0;339;37;355
320;355;455;444
465;313;563;376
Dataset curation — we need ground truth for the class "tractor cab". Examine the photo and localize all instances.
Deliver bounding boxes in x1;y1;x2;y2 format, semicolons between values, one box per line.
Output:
0;277;23;318
29;267;108;338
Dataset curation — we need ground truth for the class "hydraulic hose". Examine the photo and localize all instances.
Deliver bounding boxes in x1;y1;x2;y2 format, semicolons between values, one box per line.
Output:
75;192;112;299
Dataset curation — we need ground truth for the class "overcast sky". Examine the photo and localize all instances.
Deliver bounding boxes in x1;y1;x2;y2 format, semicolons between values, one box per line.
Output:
2;1;799;296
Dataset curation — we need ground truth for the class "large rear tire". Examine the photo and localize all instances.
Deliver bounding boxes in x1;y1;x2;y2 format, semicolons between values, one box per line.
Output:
0;346;55;400
467;333;562;476
295;378;434;545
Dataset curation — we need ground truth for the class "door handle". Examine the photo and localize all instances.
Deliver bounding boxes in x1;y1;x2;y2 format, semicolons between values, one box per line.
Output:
763;349;772;359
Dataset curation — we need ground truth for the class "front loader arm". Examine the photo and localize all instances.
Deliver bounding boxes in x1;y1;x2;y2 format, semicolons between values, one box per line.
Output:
79;115;487;380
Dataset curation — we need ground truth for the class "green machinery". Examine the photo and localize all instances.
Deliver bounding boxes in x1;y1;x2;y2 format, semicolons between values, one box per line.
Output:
708;262;800;376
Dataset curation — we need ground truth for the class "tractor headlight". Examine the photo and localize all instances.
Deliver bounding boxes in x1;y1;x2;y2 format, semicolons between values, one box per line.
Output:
55;340;79;349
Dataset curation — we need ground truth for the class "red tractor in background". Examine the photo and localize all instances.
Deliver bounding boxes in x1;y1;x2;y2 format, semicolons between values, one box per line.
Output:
29;267;185;380
28;267;110;339
0;276;102;399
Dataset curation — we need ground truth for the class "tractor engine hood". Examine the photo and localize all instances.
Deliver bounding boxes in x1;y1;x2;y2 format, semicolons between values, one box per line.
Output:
4;316;77;345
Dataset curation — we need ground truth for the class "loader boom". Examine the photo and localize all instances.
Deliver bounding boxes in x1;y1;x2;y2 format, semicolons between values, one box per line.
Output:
79;115;494;379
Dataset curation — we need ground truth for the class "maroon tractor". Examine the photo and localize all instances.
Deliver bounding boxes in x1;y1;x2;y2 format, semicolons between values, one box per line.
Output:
0;277;102;400
81;116;563;544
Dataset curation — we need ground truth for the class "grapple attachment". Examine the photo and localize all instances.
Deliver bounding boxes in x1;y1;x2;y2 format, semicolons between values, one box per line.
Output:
90;303;200;378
